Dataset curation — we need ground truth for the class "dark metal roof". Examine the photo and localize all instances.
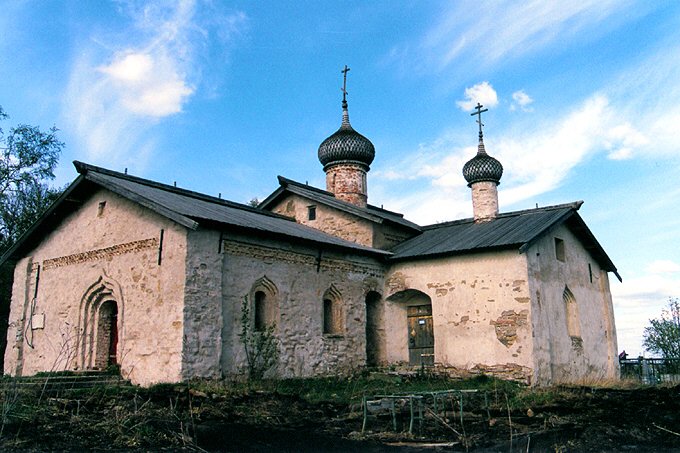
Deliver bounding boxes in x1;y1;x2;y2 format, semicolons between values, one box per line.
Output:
0;162;390;265
390;201;621;282
258;176;421;232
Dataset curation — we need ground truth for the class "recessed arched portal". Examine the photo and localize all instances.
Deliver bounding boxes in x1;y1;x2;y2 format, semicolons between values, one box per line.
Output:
77;275;124;371
385;289;434;367
365;291;385;367
95;300;118;369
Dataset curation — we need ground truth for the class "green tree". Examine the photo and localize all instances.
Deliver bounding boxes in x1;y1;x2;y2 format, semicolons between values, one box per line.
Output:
642;298;680;358
0;105;64;253
238;296;279;380
0;106;64;369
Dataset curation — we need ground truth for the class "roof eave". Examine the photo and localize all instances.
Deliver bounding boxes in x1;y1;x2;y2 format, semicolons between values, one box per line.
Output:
84;172;199;230
0;175;86;266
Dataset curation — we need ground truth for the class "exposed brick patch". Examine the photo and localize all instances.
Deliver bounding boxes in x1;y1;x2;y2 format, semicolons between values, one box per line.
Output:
490;309;529;347
385;272;407;295
435;362;532;385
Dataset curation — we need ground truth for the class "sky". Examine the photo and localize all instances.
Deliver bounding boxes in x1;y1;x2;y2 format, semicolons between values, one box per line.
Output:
1;0;679;357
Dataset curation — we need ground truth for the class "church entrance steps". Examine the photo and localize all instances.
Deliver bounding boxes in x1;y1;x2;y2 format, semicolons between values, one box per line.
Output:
1;371;131;395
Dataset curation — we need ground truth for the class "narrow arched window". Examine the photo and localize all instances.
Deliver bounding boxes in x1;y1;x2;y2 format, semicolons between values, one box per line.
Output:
322;286;343;335
563;286;581;338
254;291;268;331
250;277;278;331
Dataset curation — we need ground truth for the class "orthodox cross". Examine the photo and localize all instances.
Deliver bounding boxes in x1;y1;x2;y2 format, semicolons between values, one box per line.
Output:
470;103;488;139
341;65;350;103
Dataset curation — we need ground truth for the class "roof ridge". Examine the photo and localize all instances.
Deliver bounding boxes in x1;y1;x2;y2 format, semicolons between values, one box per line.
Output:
366;204;405;218
277;175;411;220
74;161;294;222
276;175;335;197
421;201;584;230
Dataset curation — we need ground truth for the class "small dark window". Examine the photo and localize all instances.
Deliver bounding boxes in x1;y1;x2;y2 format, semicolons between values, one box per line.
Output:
554;238;565;262
254;291;267;331
323;299;333;334
588;263;593;283
98;201;106;217
308;205;317;221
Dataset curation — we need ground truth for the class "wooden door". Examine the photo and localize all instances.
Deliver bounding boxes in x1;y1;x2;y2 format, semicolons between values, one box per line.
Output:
407;305;434;366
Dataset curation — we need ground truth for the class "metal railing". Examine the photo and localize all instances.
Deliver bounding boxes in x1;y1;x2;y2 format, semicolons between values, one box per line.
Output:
619;357;680;384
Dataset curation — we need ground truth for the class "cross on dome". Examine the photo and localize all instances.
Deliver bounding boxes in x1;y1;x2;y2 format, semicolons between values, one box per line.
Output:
341;65;350;104
470;103;488;141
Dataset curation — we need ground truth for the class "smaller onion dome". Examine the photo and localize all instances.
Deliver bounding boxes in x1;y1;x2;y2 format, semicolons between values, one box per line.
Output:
462;139;503;187
318;98;375;169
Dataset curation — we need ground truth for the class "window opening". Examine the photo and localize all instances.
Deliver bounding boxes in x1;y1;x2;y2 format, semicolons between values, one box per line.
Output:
254;291;267;331
308;205;317;221
554;237;565;262
563;287;581;338
322;286;343;335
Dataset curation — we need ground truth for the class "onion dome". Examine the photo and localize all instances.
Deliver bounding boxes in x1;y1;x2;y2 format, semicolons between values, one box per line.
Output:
318;83;375;169
463;138;503;186
463;103;503;186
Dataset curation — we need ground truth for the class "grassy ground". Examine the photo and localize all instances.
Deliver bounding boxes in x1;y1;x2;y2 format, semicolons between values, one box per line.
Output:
0;372;679;451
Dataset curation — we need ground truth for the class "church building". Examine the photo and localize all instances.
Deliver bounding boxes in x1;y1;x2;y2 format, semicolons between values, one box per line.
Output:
1;71;620;386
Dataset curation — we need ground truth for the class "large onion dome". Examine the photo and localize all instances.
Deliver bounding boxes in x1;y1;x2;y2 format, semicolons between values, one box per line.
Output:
463;138;503;186
318;99;375;169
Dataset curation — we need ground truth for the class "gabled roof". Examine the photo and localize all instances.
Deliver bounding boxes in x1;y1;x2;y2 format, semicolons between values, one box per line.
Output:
0;162;391;265
258;176;421;232
390;202;622;282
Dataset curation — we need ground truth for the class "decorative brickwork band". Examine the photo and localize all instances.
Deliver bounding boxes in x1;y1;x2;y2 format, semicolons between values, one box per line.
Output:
222;241;384;277
42;238;159;270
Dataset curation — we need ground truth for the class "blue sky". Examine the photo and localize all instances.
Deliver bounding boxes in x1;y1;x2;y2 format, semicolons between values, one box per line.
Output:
2;0;679;356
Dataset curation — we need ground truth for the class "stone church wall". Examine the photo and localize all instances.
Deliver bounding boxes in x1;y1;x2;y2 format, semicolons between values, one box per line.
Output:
526;224;618;385
269;194;375;247
384;251;535;383
4;189;187;386
181;229;223;380
219;233;384;378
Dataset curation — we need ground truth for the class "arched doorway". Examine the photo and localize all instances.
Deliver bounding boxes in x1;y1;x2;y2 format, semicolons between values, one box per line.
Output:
365;291;384;367
385;289;434;367
407;304;434;366
95;300;118;369
78;275;124;371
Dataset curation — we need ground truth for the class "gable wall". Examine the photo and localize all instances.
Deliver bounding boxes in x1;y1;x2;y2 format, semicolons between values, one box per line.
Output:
219;232;384;378
385;251;535;383
526;224;618;385
4;189;188;385
269;194;375;247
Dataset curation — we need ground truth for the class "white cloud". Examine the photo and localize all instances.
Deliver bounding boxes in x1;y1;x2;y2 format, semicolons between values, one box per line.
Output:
603;122;647;160
375;92;654;224
611;268;680;356
456;81;498;111
647;260;680;274
511;90;533;112
399;0;635;74
61;0;247;167
99;51;194;117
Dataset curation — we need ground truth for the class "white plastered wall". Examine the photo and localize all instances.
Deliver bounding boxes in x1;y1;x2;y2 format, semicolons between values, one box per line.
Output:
4;189;187;386
526;224;619;385
384;251;535;382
